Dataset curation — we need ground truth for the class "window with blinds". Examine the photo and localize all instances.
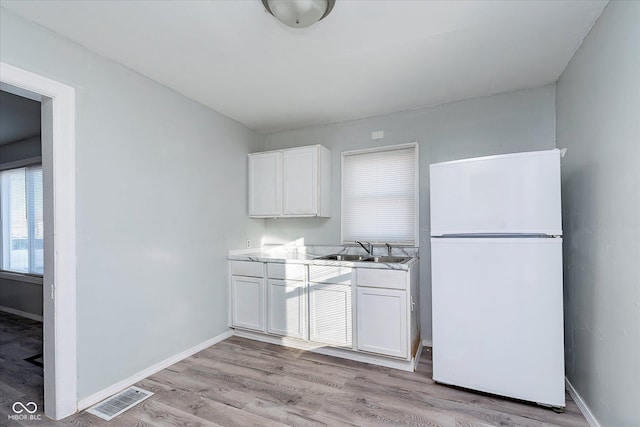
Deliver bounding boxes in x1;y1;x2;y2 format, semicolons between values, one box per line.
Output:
341;143;418;245
0;165;44;275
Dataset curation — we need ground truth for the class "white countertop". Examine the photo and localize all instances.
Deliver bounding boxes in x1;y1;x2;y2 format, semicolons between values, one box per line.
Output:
228;246;419;270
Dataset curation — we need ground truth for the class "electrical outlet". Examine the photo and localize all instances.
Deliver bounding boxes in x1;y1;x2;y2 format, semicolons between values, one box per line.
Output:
371;130;384;140
246;239;251;248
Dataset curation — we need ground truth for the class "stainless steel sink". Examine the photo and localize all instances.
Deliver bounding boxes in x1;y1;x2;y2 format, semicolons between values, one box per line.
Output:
368;256;411;264
315;254;371;261
315;254;411;263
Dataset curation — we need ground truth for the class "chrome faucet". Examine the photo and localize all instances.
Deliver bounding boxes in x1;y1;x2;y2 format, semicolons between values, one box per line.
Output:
385;243;392;257
356;241;373;256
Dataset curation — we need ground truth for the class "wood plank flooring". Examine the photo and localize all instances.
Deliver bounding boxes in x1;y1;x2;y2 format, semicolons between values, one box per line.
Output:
0;310;44;425
1;312;589;426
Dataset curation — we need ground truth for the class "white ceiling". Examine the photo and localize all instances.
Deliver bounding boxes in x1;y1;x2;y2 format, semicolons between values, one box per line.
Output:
1;1;607;134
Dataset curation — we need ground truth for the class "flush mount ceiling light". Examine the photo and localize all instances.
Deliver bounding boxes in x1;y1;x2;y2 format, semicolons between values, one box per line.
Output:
261;0;336;28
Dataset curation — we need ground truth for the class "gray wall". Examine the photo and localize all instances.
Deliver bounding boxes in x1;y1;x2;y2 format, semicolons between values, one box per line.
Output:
264;84;557;339
0;135;41;166
557;1;640;426
0;88;41;145
1;9;265;400
0;277;42;318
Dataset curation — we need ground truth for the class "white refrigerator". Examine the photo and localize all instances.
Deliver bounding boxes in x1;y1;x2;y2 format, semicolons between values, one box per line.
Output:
429;149;565;408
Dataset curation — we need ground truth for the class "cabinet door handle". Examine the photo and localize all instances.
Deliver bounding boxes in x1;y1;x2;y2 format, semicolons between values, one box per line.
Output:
411;296;415;312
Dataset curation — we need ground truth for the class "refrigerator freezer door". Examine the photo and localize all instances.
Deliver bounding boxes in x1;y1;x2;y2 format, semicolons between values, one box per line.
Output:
431;237;565;407
430;149;562;236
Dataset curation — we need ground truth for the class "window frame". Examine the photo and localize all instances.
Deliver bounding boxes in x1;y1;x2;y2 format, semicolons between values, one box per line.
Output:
340;142;419;247
0;161;44;277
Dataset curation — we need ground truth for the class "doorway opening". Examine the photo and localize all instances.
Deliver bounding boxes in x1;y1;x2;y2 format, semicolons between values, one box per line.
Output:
0;87;45;419
0;62;77;421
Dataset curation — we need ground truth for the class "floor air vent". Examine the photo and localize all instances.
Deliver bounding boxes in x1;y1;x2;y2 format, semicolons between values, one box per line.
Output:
86;386;153;421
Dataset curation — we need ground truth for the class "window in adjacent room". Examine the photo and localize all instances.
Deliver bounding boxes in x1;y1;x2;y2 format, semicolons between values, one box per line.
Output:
0;165;44;275
341;143;418;246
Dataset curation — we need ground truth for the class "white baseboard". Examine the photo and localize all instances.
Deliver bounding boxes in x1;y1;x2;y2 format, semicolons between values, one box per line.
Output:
565;378;601;427
422;339;432;348
77;329;234;411
0;305;43;322
235;329;418;372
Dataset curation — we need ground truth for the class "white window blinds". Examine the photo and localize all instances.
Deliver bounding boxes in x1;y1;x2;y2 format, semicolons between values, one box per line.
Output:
0;165;44;274
341;144;418;245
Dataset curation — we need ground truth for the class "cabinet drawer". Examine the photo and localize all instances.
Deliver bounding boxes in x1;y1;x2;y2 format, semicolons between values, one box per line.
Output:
309;265;352;284
230;261;264;277
267;263;305;281
356;269;406;290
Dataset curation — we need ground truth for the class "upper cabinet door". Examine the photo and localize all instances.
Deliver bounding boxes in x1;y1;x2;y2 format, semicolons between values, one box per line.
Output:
248;145;330;218
429;149;562;236
282;147;318;216
249;152;281;217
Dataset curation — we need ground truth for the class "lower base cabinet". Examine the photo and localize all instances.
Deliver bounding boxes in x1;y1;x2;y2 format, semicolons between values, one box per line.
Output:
309;283;352;347
229;259;419;369
357;287;408;358
267;279;306;339
231;275;265;332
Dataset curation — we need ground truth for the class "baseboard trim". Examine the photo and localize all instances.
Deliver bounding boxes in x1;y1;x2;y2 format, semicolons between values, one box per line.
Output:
234;329;418;372
565;377;601;427
422;339;432;348
77;329;234;411
0;305;43;322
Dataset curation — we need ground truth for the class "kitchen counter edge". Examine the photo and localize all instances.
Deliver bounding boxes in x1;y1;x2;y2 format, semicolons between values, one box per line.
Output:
227;250;418;270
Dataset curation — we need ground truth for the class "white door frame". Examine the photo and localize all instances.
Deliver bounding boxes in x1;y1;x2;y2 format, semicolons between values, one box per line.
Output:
0;62;77;420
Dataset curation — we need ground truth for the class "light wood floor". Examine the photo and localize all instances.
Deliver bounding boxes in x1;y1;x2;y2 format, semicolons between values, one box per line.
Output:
1;313;588;427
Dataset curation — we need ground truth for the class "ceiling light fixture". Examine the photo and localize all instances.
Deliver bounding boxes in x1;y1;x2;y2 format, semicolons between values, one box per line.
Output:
261;0;336;28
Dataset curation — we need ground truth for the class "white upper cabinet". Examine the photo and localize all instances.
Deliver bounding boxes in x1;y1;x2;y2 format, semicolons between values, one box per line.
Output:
248;151;282;217
283;147;318;216
248;145;331;218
